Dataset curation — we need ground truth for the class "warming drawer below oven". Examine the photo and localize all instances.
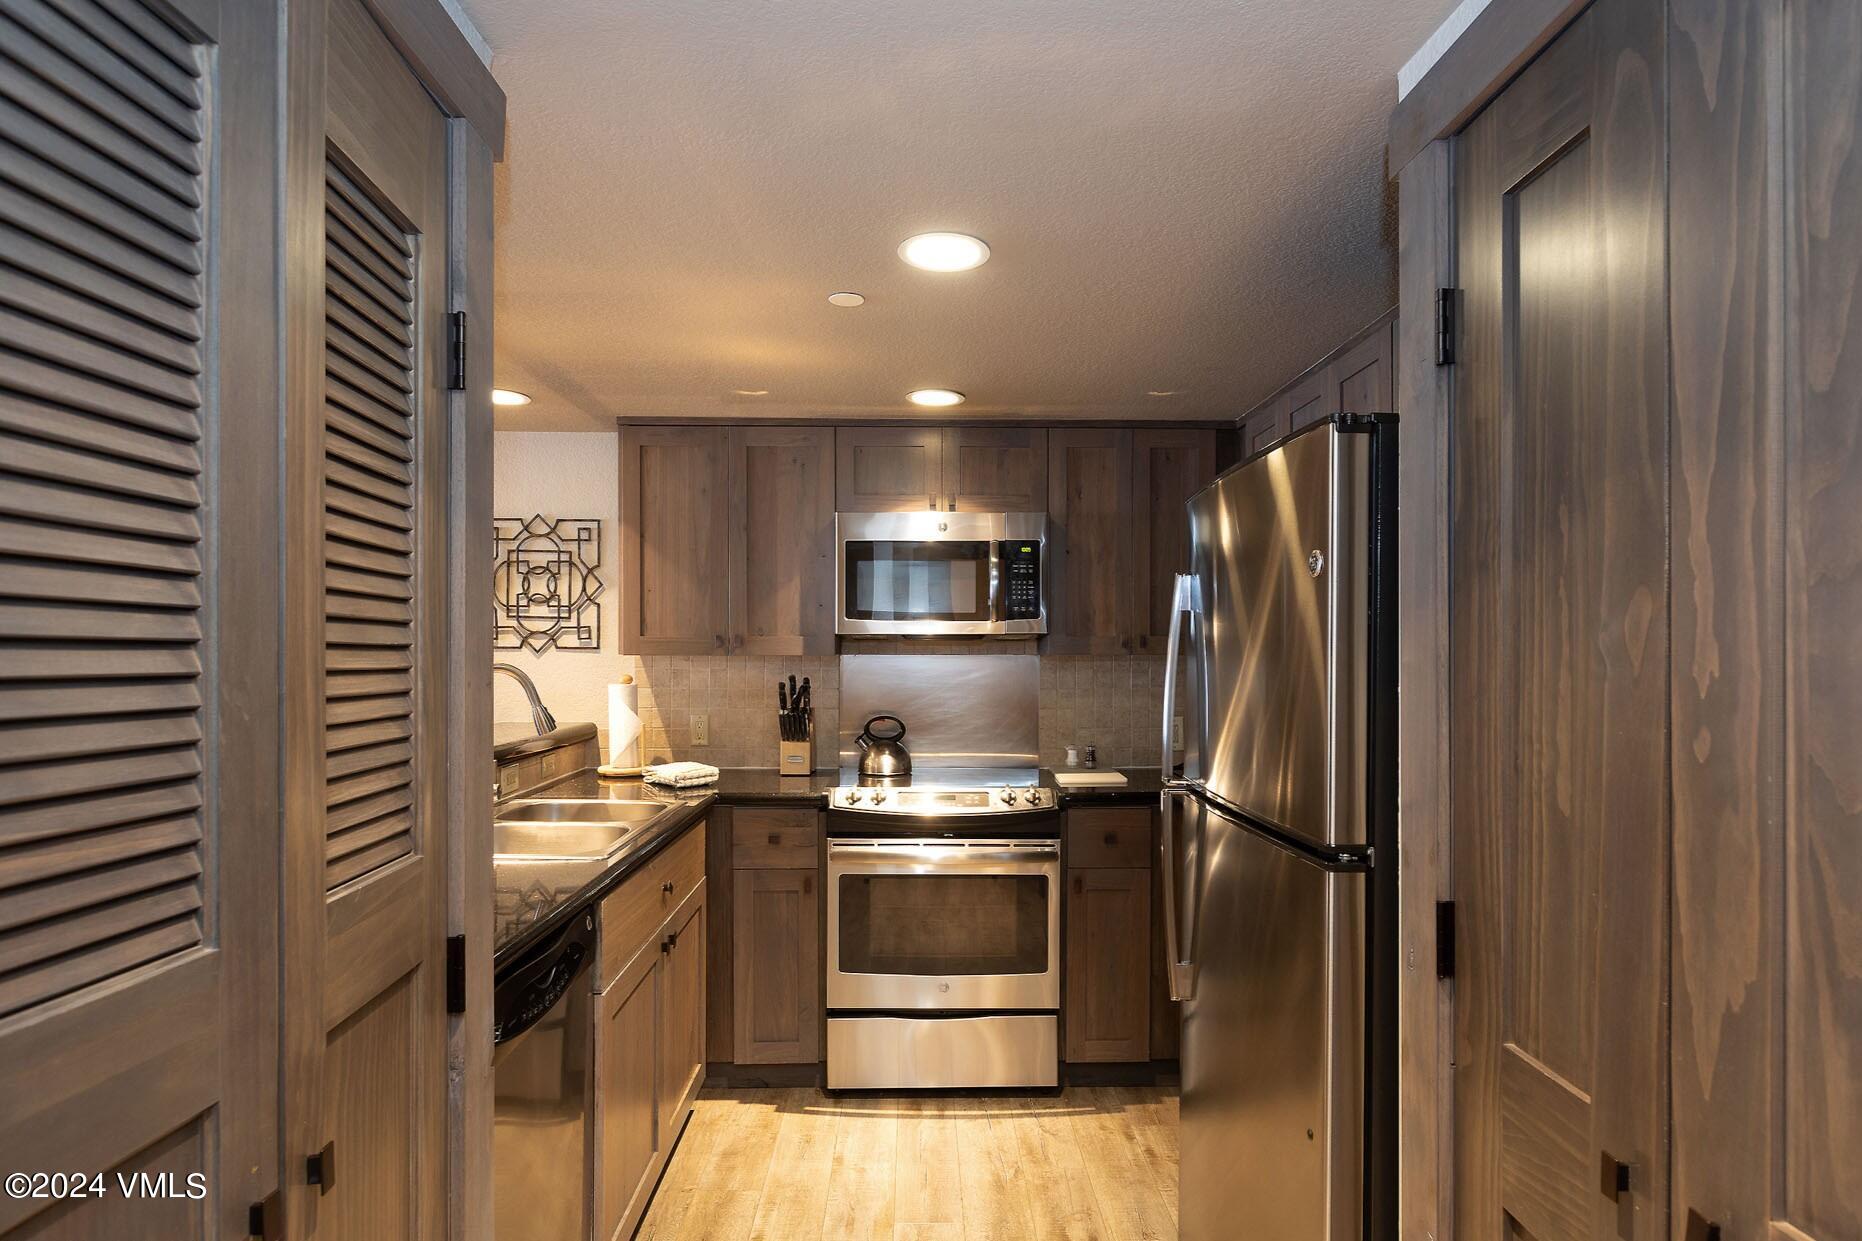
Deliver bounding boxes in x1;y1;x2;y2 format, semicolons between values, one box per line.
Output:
828;1015;1058;1090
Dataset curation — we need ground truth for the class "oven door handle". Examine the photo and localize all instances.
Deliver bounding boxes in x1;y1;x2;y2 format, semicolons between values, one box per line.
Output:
828;844;1059;868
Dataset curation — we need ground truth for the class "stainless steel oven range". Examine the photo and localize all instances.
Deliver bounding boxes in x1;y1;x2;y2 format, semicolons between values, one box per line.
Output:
825;768;1060;1090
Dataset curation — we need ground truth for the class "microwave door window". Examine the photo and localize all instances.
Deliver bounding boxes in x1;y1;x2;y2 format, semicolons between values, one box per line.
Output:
846;542;991;621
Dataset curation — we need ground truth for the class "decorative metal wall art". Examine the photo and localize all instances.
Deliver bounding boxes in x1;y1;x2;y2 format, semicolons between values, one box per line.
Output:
493;515;603;652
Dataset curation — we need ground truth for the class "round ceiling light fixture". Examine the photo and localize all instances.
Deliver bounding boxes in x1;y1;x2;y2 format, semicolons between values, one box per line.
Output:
898;232;990;272
907;388;966;407
491;388;531;407
827;291;866;307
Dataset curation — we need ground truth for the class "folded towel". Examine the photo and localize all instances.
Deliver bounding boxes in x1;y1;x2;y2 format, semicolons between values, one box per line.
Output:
642;761;720;788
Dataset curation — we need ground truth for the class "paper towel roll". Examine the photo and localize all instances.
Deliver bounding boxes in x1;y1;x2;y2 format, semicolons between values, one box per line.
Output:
605;679;642;774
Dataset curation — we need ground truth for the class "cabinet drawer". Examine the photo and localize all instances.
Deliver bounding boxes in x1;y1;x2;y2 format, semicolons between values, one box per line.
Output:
731;808;820;868
600;822;706;988
1066;807;1153;868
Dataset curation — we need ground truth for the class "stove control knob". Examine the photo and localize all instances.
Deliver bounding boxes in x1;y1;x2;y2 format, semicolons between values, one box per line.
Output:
871;789;887;804
846;789;863;805
1002;788;1017;805
1025;788;1042;806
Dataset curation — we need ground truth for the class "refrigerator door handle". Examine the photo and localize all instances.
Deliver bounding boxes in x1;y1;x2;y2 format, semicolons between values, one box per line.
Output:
1160;787;1198;1001
1160;572;1199;775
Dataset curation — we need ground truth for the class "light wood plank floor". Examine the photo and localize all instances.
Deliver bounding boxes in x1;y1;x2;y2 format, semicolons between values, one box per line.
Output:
636;1086;1179;1241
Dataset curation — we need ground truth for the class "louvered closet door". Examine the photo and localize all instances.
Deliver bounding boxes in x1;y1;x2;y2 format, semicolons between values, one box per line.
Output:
289;0;450;1237
0;0;280;1235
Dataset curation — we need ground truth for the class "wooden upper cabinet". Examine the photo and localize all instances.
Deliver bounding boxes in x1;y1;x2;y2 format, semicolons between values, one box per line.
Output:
1283;371;1330;435
727;426;834;654
1046;429;1134;654
1328;319;1395;416
835;426;944;510
619;426;730;653
945;427;1047;510
1129;430;1217;651
835;426;1047;511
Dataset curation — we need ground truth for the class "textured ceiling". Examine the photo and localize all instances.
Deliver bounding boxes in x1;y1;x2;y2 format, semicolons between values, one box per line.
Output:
460;0;1456;431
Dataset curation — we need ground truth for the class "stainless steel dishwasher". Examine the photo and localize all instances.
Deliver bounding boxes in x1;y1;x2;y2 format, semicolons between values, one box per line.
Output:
493;908;596;1241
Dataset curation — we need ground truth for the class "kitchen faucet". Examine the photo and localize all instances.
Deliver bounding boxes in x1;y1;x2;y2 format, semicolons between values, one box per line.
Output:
493;663;558;736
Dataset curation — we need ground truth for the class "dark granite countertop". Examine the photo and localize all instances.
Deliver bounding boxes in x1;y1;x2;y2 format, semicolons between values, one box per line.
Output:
493;784;714;968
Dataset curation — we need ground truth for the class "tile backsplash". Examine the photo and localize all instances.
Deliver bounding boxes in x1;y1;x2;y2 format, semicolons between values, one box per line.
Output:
497;650;1171;771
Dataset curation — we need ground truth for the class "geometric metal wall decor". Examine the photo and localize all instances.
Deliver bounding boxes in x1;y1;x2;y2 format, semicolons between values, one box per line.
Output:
492;514;604;652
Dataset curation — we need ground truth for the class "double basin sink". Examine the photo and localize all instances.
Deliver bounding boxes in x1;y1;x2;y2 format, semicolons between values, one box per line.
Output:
493;798;670;861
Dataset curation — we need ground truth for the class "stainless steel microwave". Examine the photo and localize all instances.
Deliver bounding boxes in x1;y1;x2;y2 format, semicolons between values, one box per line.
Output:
834;512;1047;637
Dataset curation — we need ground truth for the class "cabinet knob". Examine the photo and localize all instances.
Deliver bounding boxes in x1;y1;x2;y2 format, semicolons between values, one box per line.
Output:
1684;1210;1722;1241
1104;832;1117;846
768;832;781;845
802;875;812;894
1074;875;1084;895
662;880;675;894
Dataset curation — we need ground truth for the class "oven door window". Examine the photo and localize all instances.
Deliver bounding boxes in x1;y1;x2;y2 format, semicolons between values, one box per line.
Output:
837;873;1049;975
844;541;993;622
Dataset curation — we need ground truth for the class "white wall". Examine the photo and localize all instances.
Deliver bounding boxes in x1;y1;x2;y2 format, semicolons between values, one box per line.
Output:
491;431;628;739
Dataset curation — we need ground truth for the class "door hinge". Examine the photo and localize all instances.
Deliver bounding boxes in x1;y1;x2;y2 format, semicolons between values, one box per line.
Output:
1435;899;1456;979
1435;288;1456;366
446;311;468;390
306;1140;335;1196
446;933;467;1014
247;1190;283;1239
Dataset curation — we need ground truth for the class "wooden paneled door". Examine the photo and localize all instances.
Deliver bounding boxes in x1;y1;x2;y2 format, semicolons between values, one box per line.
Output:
944;427;1046;511
0;0;281;1233
1449;0;1669;1238
286;0;452;1236
834;425;943;511
1128;429;1216;651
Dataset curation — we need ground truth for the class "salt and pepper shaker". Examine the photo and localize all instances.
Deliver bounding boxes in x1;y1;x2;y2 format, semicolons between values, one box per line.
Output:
1065;744;1080;768
1083;745;1097;770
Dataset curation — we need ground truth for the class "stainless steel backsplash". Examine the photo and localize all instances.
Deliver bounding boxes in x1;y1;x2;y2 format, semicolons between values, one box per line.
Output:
839;654;1039;769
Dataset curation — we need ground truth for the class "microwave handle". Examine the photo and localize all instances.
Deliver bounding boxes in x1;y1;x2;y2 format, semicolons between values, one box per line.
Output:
990;539;1006;621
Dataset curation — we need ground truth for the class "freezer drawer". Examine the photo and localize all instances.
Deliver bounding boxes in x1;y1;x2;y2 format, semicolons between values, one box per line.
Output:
1178;804;1365;1241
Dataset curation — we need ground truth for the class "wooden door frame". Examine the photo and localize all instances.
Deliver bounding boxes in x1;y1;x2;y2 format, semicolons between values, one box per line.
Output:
282;3;500;1239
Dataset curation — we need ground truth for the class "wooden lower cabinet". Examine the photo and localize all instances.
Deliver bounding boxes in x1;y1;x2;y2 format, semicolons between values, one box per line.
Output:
593;855;707;1241
596;942;660;1241
658;892;707;1134
1064;807;1159;1063
732;867;822;1064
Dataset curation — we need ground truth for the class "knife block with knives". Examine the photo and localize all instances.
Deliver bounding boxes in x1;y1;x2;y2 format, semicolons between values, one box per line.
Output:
776;675;814;776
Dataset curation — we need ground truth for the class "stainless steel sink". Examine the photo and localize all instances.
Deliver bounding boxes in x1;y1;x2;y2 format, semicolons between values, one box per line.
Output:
492;799;668;859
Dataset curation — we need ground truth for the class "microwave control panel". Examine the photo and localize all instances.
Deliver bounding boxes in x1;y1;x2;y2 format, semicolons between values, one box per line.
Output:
1000;540;1042;619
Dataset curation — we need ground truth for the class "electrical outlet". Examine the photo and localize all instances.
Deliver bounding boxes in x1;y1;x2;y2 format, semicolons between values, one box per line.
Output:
690;712;708;745
1172;715;1184;750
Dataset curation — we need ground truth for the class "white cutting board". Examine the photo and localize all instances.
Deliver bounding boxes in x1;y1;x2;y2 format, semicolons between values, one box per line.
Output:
1052;771;1129;787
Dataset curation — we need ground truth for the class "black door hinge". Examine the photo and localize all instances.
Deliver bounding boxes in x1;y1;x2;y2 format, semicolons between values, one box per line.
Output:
1435;900;1456;979
446;933;467;1014
1435;288;1456;366
446;311;468;390
306;1141;335;1196
247;1190;282;1239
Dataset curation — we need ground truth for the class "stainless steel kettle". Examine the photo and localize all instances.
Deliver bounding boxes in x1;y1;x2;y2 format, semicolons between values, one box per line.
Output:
855;715;911;777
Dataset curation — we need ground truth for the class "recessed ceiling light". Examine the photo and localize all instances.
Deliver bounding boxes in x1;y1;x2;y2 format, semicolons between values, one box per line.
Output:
1147;390;1181;397
733;389;770;396
898;233;990;272
827;291;866;307
908;388;965;407
491;388;531;407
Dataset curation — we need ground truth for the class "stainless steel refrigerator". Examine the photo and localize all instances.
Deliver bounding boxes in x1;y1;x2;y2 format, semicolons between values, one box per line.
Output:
1160;413;1397;1241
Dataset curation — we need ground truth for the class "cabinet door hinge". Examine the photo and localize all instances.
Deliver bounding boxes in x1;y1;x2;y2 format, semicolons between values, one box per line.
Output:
247;1190;283;1239
1435;899;1456;979
446;933;467;1014
306;1141;335;1196
1435;288;1457;367
446;311;468;390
